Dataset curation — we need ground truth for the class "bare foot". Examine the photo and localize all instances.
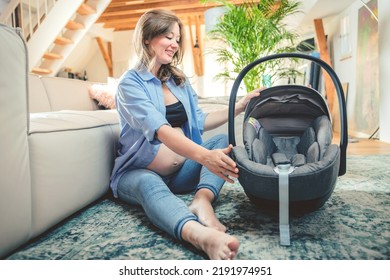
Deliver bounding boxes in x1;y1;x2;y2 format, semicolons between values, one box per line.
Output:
189;189;226;232
182;220;240;260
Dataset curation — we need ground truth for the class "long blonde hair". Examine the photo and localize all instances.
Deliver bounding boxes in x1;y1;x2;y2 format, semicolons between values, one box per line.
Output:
133;9;186;86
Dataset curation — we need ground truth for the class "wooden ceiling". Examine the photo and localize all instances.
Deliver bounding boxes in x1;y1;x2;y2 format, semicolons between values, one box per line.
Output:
96;0;260;31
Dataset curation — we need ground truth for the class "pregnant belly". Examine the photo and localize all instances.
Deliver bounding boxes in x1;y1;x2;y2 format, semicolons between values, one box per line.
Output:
147;128;186;176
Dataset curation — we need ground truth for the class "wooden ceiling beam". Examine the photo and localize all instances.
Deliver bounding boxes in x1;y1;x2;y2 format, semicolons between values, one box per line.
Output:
98;9;206;23
103;0;209;14
98;0;262;31
314;18;335;114
107;0;249;7
103;15;205;31
95;37;113;77
108;0;173;6
98;6;212;22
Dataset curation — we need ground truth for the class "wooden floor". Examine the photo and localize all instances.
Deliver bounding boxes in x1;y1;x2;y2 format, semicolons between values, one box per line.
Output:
334;136;390;156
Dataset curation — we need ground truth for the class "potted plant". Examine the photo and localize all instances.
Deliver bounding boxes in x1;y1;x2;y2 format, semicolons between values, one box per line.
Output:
201;0;304;91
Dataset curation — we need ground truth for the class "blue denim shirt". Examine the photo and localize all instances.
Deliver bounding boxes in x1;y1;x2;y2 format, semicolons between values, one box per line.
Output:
110;67;207;197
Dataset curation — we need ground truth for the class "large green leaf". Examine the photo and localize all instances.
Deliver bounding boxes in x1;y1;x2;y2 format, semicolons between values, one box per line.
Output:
201;0;302;91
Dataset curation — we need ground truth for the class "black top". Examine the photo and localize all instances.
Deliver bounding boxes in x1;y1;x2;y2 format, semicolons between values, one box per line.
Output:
166;101;188;127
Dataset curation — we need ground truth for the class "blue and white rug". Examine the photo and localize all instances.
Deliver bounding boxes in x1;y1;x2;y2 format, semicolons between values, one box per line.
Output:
7;155;390;260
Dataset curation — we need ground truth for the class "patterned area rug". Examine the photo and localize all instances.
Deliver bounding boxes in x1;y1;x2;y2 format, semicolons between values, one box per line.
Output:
7;155;390;260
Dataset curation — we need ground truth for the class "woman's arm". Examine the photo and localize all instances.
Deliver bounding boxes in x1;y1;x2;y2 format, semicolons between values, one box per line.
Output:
203;88;263;131
156;125;238;183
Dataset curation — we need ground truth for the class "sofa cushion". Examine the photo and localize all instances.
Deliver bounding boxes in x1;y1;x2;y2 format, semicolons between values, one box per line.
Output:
29;110;119;133
88;77;118;109
39;77;99;111
88;84;116;109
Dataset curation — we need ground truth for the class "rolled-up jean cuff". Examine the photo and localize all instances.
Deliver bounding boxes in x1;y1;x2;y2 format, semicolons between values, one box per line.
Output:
196;184;219;202
174;215;198;241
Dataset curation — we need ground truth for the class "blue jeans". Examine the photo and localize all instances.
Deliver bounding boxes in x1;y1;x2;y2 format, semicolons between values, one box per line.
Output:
117;134;228;240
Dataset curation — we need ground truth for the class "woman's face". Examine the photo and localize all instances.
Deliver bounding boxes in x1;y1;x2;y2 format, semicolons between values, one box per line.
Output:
147;22;180;72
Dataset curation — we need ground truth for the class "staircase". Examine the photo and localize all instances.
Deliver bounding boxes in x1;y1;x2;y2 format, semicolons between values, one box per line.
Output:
1;0;111;76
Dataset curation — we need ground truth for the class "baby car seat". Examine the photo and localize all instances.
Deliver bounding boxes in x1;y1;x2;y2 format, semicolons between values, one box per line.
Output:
228;53;348;245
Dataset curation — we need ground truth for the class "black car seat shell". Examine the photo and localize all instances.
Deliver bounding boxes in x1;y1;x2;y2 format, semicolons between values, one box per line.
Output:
232;86;340;214
227;53;348;245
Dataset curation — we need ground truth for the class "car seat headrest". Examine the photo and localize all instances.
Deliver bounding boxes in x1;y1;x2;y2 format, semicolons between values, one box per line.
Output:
306;141;320;163
252;138;267;164
296;115;332;162
244;117;276;165
243;120;258;160
297;127;316;155
259;126;276;154
313;115;332;159
297;115;332;162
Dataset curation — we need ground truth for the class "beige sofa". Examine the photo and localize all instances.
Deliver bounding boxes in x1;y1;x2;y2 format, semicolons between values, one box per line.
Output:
0;24;119;258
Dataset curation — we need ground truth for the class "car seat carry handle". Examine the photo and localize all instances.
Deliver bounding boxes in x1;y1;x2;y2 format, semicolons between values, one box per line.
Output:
228;52;348;176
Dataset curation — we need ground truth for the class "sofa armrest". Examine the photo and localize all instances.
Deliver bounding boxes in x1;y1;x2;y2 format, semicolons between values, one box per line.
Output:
28;110;119;237
0;24;32;258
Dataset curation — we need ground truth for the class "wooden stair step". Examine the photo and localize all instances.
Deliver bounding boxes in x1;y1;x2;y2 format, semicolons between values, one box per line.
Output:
66;20;84;30
77;3;96;15
31;68;52;75
54;36;73;45
43;52;63;60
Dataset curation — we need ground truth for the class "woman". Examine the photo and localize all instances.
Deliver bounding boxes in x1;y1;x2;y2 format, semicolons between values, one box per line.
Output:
110;9;261;260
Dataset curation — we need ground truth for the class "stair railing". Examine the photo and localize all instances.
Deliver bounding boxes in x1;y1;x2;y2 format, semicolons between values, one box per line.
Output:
1;0;58;41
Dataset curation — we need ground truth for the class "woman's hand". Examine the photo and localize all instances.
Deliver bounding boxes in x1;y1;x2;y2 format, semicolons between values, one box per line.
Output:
201;144;238;183
235;87;266;115
157;125;237;183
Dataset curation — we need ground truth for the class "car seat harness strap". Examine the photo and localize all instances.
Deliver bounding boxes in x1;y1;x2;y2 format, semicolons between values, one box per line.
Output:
274;163;295;246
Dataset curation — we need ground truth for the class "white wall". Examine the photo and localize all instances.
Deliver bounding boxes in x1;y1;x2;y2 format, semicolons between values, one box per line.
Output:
313;0;388;143
62;33;104;82
59;23;114;83
325;1;360;136
112;30;133;78
378;0;390;142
